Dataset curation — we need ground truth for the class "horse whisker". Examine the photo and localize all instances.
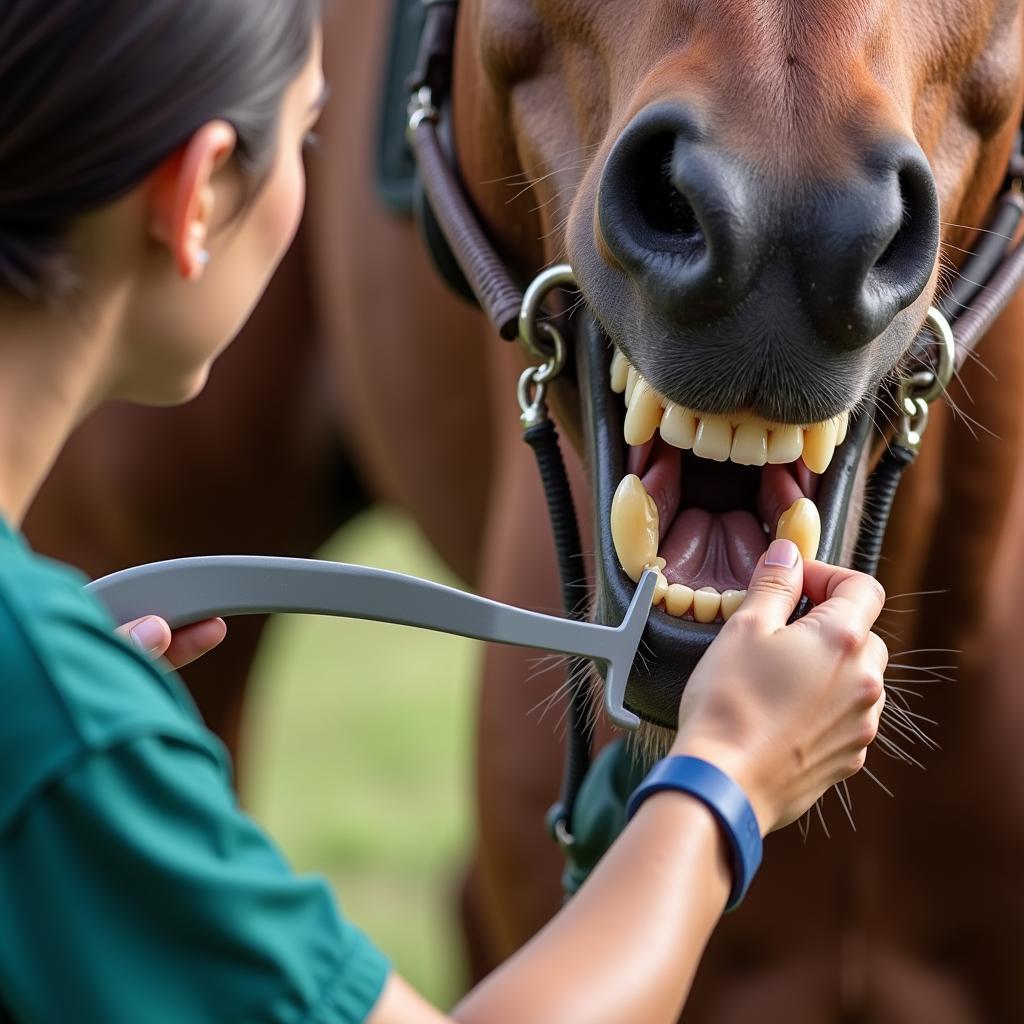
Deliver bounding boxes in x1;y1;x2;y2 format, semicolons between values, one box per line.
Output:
834;783;857;832
939;219;1015;240
862;766;895;798
814;799;831;839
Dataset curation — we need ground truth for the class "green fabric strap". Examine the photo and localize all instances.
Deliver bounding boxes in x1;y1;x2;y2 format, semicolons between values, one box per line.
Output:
560;739;647;898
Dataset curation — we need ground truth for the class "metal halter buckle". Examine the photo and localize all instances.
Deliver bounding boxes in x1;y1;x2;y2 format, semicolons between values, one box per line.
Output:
896;306;955;452
406;85;439;138
517;264;577;427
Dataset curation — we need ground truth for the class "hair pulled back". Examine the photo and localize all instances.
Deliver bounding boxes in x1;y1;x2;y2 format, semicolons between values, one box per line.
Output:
0;0;319;300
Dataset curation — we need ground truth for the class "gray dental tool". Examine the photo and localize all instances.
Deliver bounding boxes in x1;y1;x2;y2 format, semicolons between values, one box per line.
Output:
87;557;659;729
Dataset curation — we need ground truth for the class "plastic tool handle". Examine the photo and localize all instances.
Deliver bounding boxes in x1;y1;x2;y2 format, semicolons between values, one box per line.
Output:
87;557;658;730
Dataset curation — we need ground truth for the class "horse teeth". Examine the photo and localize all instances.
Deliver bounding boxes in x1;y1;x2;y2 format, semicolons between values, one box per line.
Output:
610;345;850;473
835;410;850;445
623;377;663;445
693;586;723;623
624;366;639;405
767;424;803;464
652;570;669;605
721;589;746;620
730;421;768;466
775;497;821;561
693;415;733;462
610;350;629;393
665;583;695;616
661;403;697;449
802;419;838;474
610;473;660;581
609;349;833;623
661;582;744;622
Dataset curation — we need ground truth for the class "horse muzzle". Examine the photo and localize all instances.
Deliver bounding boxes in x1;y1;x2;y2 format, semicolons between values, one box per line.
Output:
592;102;939;391
578;311;875;729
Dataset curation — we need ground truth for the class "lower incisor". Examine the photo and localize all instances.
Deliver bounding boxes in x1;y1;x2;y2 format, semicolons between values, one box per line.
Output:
721;589;746;619
693;587;722;623
665;583;695;616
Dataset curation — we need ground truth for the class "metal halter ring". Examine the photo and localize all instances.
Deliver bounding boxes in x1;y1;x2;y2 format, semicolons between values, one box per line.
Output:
895;306;955;451
518;263;577;380
900;305;956;407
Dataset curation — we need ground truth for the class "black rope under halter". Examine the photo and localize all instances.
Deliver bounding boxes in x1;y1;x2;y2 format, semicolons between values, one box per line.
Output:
521;419;593;847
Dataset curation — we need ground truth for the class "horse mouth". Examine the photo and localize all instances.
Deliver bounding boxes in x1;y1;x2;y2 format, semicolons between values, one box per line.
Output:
609;344;849;619
578;313;873;728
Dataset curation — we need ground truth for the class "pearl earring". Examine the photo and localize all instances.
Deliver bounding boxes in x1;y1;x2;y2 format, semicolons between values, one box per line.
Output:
196;249;211;266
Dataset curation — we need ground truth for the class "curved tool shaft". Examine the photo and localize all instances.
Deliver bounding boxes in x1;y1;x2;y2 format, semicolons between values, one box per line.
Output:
87;557;657;729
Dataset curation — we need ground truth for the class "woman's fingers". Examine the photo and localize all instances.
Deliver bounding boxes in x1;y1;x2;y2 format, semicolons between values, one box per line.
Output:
800;561;886;639
735;539;805;628
871;680;887;728
163;618;227;668
118;616;172;657
866;630;889;675
118;615;227;669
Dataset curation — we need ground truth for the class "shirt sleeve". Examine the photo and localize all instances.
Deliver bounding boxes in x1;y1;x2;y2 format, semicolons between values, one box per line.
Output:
0;735;390;1024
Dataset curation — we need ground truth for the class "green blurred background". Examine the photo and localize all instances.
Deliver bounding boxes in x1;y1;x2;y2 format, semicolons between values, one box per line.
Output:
244;506;480;1009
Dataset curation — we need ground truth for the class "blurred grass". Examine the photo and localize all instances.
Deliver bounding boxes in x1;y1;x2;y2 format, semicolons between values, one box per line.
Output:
244;506;480;1009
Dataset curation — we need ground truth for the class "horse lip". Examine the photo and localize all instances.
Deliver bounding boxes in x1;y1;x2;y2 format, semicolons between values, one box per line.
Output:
576;310;873;729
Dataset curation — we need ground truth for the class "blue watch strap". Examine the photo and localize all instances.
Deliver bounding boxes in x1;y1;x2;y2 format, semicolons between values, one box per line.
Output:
626;756;762;910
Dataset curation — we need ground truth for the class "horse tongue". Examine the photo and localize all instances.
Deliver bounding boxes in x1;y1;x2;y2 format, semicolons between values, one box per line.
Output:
659;507;768;591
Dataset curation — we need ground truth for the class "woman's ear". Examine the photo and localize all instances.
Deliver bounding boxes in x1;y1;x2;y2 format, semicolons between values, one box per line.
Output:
148;120;237;281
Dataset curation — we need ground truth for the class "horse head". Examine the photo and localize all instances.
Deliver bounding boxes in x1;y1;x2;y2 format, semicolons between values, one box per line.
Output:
453;0;1024;726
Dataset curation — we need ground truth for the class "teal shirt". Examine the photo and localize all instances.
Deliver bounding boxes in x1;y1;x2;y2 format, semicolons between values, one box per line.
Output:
0;520;390;1023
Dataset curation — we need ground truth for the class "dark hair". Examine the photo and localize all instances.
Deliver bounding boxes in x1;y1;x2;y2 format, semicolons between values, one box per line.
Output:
0;0;320;299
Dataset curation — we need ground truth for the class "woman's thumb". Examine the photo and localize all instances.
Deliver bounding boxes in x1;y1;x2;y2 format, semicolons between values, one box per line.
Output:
740;539;805;627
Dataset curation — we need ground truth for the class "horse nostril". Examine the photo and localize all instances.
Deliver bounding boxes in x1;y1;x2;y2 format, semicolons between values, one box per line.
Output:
872;181;908;269
597;104;753;322
805;143;939;349
633;133;703;244
873;156;938;285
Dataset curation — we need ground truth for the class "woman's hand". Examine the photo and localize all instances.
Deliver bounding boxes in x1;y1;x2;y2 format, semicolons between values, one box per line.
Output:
672;537;887;835
117;616;227;670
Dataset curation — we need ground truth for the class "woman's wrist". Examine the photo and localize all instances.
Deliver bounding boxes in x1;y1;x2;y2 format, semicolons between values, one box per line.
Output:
629;754;763;909
667;736;771;837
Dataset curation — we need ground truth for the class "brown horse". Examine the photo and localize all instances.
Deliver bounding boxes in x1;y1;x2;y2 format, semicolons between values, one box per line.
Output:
327;1;1024;1018
26;0;1024;1019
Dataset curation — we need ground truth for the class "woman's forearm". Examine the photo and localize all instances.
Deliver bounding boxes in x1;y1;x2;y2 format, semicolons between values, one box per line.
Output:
451;792;730;1024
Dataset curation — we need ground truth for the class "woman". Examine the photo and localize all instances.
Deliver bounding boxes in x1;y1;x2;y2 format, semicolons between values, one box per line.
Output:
0;2;887;1022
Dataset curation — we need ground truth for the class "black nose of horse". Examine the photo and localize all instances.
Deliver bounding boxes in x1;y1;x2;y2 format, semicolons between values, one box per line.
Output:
597;104;939;349
797;141;938;348
597;105;758;323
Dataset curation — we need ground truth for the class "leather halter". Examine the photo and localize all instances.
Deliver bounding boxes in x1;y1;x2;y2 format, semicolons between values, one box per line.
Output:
405;0;1024;839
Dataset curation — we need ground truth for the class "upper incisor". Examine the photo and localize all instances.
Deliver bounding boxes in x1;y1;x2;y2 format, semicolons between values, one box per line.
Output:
612;349;849;473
